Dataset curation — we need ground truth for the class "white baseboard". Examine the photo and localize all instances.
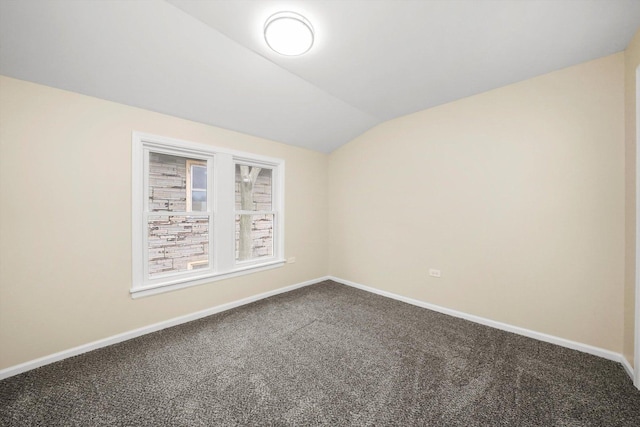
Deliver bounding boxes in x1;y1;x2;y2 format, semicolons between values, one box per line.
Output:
621;356;635;382
329;276;632;373
2;275;635;388
0;276;329;381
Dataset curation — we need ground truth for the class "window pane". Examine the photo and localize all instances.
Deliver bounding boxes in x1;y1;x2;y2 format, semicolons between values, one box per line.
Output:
148;215;209;277
191;190;207;212
149;153;207;212
235;214;274;261
235;165;272;211
188;161;207;212
191;165;207;190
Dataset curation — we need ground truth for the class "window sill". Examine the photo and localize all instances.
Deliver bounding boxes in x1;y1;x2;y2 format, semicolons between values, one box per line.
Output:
130;259;286;299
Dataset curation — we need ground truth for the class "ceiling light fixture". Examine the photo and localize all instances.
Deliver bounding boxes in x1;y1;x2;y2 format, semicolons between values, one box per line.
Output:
264;12;314;56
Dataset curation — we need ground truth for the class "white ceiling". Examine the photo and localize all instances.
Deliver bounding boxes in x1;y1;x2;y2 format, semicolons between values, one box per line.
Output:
1;0;639;153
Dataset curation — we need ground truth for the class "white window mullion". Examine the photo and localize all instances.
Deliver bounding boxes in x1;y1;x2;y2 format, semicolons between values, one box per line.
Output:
208;156;215;274
214;153;236;273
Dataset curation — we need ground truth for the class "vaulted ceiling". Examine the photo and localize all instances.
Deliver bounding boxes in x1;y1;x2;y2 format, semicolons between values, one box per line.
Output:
1;0;639;152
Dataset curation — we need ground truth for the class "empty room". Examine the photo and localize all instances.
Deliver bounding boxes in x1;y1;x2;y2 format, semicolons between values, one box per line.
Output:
2;0;640;425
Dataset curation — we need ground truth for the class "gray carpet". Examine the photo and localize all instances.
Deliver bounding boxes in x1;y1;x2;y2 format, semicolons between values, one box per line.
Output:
1;280;639;426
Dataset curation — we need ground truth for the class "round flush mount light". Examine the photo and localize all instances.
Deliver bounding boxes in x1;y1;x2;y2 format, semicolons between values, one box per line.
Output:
264;12;314;56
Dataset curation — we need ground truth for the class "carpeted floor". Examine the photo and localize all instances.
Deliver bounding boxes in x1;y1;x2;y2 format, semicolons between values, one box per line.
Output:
1;280;639;426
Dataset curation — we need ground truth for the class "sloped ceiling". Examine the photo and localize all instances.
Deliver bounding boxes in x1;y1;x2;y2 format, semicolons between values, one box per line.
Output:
1;0;639;152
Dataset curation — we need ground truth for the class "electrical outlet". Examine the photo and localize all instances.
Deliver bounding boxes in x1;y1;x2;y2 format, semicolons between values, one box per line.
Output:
287;257;296;264
429;269;441;278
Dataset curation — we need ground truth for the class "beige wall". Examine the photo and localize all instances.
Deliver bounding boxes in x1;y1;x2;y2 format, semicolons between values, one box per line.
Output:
624;30;640;368
329;54;625;352
0;76;328;370
0;51;632;371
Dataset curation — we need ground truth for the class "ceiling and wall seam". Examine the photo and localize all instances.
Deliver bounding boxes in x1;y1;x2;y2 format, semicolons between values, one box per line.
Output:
1;0;638;153
165;0;381;125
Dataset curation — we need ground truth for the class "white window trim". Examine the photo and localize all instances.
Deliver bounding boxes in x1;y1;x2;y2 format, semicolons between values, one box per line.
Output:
131;132;285;298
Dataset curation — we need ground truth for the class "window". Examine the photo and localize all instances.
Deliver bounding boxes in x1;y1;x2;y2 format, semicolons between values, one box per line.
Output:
132;132;284;297
235;164;274;262
147;152;211;278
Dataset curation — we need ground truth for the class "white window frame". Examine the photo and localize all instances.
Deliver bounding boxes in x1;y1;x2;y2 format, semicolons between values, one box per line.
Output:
132;132;285;298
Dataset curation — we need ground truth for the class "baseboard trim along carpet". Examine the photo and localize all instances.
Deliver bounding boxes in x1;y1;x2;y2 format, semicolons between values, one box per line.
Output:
328;276;635;384
622;356;635;381
1;275;634;386
0;276;330;381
